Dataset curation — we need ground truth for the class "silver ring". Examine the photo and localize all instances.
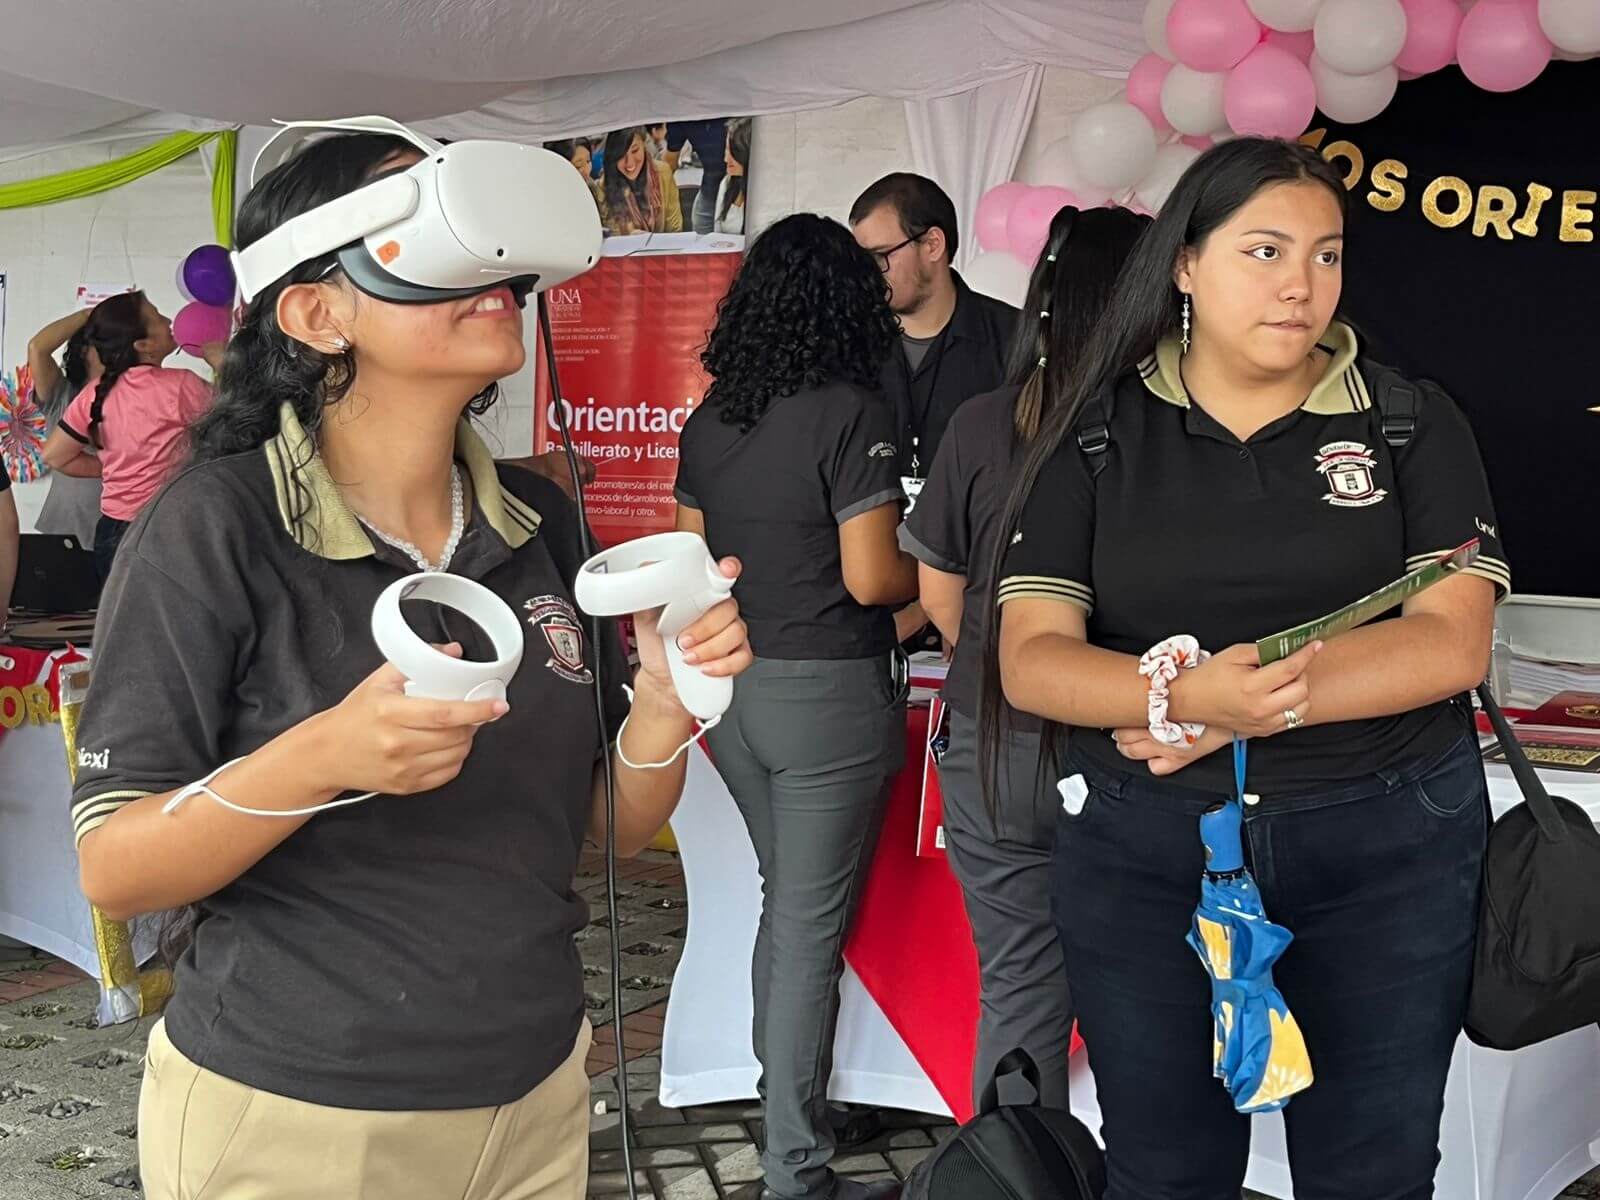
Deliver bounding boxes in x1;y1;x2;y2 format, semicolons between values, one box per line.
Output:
1283;708;1304;731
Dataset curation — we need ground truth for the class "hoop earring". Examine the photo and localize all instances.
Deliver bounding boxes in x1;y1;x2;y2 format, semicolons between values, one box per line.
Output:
1181;294;1191;354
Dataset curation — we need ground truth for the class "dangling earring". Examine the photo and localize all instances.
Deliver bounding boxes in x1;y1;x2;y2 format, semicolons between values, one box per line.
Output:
1181;294;1191;354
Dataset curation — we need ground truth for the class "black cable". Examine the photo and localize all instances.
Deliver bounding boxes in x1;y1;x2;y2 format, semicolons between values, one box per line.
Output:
537;293;639;1200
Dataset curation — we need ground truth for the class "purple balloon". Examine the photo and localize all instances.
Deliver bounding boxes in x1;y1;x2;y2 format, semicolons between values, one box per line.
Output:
172;302;233;357
182;245;236;307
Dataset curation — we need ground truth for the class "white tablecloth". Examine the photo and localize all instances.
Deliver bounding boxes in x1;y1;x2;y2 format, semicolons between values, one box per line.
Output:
0;716;101;978
662;747;1600;1200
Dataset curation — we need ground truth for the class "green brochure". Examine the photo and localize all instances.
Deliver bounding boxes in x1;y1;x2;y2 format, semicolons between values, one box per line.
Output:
1256;539;1480;665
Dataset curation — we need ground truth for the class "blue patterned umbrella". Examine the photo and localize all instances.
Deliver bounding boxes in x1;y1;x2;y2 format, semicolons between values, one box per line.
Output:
1186;738;1313;1114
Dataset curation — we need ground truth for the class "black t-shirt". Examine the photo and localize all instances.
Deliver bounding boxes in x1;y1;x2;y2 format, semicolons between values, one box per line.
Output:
880;273;1017;482
70;408;629;1110
675;382;902;660
900;385;1036;731
1000;324;1510;796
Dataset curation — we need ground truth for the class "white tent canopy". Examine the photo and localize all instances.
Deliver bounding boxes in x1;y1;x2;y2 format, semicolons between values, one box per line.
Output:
0;0;1144;151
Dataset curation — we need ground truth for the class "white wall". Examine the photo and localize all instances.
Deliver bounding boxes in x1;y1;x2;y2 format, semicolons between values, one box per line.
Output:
747;65;1123;234
0;141;215;531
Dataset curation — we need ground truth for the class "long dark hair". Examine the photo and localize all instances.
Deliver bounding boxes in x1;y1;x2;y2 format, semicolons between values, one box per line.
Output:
977;138;1348;812
720;118;752;223
700;213;900;431
81;292;149;448
62;330;92;396
1005;205;1151;442
602;127;660;232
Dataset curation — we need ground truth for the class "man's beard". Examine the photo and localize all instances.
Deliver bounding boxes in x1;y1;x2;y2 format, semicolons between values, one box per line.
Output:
891;267;934;317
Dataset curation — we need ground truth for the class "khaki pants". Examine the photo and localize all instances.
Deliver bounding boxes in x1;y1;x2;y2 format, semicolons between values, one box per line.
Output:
138;1018;592;1200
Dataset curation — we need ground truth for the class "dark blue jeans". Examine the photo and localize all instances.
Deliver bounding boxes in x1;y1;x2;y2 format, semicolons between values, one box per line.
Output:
1052;734;1487;1200
93;515;130;584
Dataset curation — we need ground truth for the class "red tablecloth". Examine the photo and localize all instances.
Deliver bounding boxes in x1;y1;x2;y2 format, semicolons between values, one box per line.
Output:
843;707;1080;1123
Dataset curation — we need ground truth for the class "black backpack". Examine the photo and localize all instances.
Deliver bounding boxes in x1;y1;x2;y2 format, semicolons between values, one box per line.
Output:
902;1050;1105;1200
1466;689;1600;1049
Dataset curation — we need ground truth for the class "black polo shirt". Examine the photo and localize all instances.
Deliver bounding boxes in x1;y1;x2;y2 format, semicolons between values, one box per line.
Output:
675;382;902;660
900;384;1037;731
1000;323;1510;796
882;272;1017;482
70;404;629;1110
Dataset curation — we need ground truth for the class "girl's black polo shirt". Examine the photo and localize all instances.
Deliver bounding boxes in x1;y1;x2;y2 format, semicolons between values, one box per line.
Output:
70;404;629;1110
1000;324;1510;797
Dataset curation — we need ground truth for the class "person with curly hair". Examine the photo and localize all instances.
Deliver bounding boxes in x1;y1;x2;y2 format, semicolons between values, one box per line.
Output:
674;213;915;1200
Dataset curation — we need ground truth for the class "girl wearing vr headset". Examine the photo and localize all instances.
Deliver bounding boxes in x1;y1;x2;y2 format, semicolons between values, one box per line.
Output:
70;130;752;1200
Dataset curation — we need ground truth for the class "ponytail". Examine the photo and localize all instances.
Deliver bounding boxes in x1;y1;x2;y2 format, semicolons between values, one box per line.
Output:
80;291;151;449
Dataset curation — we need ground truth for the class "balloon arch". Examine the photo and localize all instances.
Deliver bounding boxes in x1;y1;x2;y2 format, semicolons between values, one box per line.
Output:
965;0;1599;302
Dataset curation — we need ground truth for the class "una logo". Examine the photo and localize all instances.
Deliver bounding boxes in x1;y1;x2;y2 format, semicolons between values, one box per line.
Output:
1314;441;1388;508
523;595;594;685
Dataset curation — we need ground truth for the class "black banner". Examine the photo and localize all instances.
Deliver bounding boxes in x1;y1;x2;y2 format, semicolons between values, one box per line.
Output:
1309;60;1598;598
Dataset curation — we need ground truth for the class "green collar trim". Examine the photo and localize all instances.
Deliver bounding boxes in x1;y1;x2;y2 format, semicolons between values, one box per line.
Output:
1137;321;1369;416
265;402;541;559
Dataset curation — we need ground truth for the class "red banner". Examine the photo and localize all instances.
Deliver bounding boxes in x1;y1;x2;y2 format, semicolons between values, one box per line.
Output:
534;252;741;546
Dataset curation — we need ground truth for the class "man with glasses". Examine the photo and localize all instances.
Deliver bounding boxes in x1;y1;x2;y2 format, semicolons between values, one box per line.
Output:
851;173;1016;641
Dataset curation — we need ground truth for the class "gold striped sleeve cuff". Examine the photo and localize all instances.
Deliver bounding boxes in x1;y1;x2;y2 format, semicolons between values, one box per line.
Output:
997;575;1095;614
1407;552;1512;600
71;791;152;849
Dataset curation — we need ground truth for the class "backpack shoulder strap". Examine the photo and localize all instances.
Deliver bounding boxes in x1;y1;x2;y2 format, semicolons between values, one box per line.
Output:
1074;385;1115;480
1364;359;1423;450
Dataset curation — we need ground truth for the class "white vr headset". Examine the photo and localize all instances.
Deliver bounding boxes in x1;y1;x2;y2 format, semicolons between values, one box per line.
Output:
233;116;603;306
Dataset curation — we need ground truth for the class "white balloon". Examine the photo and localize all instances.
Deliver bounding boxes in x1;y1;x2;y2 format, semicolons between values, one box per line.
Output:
964;251;1033;308
1540;0;1600;55
1135;143;1203;212
1144;0;1180;60
1309;54;1400;123
1025;136;1116;206
1161;65;1230;135
1314;0;1408;75
1069;102;1160;191
1246;0;1325;33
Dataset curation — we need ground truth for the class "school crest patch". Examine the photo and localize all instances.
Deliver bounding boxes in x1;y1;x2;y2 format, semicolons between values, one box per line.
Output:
1314;441;1388;508
524;595;594;684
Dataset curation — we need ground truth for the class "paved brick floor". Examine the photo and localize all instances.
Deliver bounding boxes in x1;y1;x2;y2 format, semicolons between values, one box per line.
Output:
4;852;1600;1198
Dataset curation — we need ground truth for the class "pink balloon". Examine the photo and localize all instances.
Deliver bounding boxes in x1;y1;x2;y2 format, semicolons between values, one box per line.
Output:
1457;0;1552;91
1182;133;1216;149
1395;0;1464;75
1264;28;1316;61
1168;0;1263;71
172;301;232;356
1225;44;1318;137
1005;187;1079;266
1128;54;1176;131
975;182;1031;253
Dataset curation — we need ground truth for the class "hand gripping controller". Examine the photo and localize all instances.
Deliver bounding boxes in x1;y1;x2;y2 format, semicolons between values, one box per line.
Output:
573;532;735;721
370;572;526;702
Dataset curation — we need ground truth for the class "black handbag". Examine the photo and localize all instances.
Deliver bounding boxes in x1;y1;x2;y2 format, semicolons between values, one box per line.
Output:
1466;688;1600;1050
902;1049;1105;1200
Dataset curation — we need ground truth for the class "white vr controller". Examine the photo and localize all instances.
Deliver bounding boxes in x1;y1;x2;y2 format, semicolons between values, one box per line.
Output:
574;532;735;722
371;573;525;702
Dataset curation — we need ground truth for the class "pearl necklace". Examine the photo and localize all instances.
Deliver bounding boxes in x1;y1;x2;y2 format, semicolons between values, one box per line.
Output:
356;465;466;573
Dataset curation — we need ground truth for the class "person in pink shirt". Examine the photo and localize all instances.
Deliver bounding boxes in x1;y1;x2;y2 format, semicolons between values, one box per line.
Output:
44;291;216;581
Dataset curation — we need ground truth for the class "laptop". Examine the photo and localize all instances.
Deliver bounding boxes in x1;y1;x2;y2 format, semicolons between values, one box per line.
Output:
11;533;101;616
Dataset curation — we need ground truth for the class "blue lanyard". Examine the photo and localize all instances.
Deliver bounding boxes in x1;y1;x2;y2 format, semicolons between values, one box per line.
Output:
1233;736;1248;806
